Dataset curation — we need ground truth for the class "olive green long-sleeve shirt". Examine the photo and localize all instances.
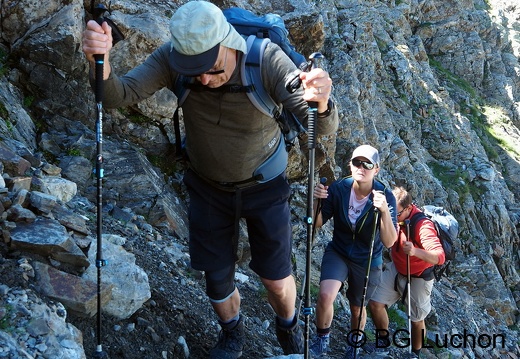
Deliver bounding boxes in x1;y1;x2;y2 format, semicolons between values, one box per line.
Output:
99;42;338;183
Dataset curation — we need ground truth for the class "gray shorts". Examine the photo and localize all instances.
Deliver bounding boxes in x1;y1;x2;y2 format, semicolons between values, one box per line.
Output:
370;261;434;321
319;245;382;307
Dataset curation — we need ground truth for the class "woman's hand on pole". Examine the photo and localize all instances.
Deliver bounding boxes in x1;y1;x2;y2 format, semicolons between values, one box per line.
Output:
313;182;327;228
313;182;328;199
373;190;398;248
372;190;389;213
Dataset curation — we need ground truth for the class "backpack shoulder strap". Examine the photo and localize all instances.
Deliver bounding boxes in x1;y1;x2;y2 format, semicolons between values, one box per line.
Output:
372;178;387;193
172;75;194;159
241;35;282;119
409;212;427;227
173;75;193;107
407;212;428;246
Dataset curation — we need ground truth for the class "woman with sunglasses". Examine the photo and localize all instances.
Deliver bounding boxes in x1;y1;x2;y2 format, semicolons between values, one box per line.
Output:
309;144;398;358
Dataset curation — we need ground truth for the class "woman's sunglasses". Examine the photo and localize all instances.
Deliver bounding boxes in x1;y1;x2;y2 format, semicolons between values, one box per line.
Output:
352;158;375;170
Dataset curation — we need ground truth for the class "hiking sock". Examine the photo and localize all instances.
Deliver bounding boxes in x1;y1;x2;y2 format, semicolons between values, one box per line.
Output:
218;314;241;330
276;310;296;328
348;331;364;346
317;327;331;337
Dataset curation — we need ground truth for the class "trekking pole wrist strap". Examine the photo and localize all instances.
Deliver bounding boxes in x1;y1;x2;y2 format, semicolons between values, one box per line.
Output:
317;99;334;118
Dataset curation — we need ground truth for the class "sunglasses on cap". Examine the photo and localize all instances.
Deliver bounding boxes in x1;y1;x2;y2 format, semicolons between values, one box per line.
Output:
352;158;375;170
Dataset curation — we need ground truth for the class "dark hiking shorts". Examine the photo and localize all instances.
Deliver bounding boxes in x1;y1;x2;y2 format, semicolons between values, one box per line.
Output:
319;244;382;307
183;169;293;280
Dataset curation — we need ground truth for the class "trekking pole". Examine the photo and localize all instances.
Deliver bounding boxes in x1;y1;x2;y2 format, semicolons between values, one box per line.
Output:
312;177;328;240
91;2;109;358
296;177;327;320
353;207;380;359
303;52;325;359
405;219;412;355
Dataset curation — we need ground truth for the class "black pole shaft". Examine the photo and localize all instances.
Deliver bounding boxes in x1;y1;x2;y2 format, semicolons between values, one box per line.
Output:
303;112;316;359
303;52;324;359
94;51;108;358
297;176;326;300
405;219;412;354
91;7;109;356
90;4;124;357
353;208;380;359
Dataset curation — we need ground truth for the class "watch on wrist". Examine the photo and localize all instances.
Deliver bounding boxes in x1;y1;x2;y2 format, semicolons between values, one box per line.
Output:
317;99;334;118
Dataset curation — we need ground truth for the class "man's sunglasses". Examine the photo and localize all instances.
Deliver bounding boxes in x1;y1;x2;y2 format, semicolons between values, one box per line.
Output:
352;158;375;170
397;207;408;216
198;48;228;76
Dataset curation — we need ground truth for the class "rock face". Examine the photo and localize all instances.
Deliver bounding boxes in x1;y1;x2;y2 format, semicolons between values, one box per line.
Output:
0;284;86;359
0;0;519;358
82;234;151;319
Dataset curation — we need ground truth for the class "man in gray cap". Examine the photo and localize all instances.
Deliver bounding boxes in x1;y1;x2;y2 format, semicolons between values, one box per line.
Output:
82;1;338;358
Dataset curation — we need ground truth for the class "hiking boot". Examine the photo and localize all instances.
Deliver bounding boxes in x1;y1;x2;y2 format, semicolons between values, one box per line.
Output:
363;337;390;354
402;350;420;358
275;316;304;355
309;335;330;357
343;345;359;359
209;315;245;359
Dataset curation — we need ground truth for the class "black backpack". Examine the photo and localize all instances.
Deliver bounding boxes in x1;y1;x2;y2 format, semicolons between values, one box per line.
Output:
172;7;309;159
408;205;458;281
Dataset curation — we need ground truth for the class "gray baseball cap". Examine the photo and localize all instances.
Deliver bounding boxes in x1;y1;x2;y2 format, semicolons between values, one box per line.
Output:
169;1;247;76
351;145;380;166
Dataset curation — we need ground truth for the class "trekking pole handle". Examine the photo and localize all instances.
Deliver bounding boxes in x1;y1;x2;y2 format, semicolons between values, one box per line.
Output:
92;4;109;103
308;52;324;109
307;52;324;149
94;55;104;104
